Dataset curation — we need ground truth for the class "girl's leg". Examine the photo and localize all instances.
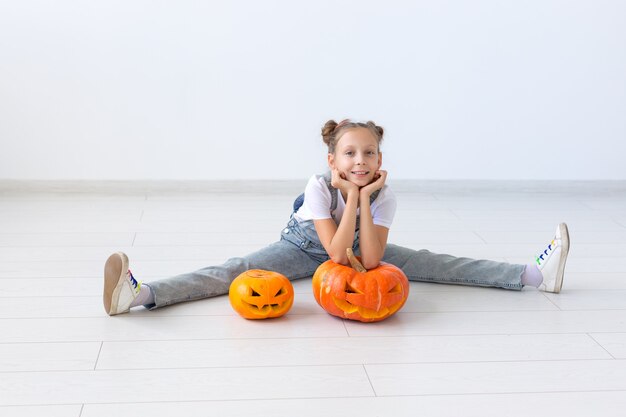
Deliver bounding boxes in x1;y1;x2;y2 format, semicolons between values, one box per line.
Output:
145;239;322;309
104;239;322;315
381;244;525;290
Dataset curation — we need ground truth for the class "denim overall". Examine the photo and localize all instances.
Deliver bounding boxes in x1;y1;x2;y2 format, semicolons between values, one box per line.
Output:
146;175;524;309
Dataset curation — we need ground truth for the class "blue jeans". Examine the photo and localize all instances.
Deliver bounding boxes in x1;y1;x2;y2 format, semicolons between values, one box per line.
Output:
146;217;524;309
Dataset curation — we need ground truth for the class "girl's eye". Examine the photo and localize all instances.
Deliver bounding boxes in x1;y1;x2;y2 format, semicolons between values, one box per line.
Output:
345;151;353;156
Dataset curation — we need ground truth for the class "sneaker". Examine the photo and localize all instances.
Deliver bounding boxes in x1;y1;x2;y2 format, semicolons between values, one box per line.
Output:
536;223;570;293
103;252;141;316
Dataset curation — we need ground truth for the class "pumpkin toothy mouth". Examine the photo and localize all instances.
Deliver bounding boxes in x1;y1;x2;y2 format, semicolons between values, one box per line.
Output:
241;301;285;313
330;282;404;319
331;296;404;319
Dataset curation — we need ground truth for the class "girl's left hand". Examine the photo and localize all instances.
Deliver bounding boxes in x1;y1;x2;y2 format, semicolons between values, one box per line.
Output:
360;170;387;198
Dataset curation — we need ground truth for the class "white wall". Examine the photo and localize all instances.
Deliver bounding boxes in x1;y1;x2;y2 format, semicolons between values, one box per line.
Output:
1;0;624;180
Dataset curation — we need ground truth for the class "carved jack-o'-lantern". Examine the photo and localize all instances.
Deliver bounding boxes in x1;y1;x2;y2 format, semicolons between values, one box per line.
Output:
229;269;294;319
312;248;409;322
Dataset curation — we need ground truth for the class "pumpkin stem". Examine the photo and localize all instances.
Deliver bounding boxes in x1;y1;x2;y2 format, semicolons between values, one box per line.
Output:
346;248;367;272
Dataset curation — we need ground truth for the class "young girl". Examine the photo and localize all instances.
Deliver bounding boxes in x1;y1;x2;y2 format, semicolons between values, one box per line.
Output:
103;119;570;316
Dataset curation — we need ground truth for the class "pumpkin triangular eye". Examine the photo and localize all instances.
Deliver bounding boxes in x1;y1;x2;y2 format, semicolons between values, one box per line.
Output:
250;289;261;297
274;287;285;297
345;282;362;294
388;284;402;294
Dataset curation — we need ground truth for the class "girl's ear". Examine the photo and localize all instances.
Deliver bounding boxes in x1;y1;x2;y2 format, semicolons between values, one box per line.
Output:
327;153;335;169
377;152;383;169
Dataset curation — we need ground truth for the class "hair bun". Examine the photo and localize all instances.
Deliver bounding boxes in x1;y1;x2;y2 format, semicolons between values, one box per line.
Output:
321;120;338;146
367;121;384;139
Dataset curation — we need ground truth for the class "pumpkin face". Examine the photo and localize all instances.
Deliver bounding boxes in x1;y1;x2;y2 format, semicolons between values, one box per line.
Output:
312;249;409;322
229;269;294;319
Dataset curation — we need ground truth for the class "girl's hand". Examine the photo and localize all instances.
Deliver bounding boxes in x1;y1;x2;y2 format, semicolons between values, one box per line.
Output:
360;170;387;198
331;168;359;197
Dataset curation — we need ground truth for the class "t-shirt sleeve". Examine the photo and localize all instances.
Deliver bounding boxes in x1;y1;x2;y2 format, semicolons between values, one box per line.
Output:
303;176;333;220
371;186;397;228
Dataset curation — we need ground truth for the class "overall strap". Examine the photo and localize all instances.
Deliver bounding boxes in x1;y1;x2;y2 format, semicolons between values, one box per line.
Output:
320;172;338;212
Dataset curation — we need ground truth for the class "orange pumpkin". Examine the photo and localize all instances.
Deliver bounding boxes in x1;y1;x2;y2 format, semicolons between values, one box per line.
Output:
312;248;409;322
229;269;294;319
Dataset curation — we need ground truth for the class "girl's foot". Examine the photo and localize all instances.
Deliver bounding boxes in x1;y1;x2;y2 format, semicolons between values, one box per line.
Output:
535;223;570;293
103;252;141;315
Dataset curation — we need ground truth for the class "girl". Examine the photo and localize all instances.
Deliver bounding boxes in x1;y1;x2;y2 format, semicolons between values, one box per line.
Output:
103;119;570;316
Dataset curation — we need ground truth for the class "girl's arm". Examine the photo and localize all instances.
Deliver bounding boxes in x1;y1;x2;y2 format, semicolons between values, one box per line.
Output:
314;190;359;265
314;169;360;265
357;195;390;269
358;170;390;269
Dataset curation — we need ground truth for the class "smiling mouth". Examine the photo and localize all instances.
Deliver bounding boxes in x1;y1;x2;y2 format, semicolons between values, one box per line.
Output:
351;171;370;175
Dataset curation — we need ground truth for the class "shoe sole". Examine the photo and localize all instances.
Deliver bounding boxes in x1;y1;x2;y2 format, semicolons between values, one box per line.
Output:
103;252;129;316
554;223;570;293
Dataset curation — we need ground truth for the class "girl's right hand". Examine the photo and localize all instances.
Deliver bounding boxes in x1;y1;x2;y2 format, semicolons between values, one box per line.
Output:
331;168;359;196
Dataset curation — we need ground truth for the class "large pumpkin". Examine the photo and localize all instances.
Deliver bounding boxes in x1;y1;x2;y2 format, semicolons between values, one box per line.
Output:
312;248;409;322
229;269;294;319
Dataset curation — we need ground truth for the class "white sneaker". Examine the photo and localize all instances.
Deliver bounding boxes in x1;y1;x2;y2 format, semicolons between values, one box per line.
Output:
536;223;570;293
103;252;141;316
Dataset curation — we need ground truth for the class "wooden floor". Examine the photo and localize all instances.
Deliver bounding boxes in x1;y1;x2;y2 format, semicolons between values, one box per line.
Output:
1;179;626;416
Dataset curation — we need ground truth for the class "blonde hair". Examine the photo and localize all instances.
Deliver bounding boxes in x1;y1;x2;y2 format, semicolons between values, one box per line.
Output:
321;119;384;154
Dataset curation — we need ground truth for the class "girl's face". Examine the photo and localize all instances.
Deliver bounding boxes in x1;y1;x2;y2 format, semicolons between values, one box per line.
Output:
328;127;382;187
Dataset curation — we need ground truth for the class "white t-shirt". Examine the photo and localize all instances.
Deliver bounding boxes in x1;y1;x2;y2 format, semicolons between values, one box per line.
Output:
293;175;397;229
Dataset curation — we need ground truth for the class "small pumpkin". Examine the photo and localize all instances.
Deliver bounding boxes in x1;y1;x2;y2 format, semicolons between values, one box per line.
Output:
229;269;294;319
312;248;409;322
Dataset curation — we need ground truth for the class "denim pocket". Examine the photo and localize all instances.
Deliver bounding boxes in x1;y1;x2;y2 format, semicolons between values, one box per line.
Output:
281;219;330;263
296;220;325;249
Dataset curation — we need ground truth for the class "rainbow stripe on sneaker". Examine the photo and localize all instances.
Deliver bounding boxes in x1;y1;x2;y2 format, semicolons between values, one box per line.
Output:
536;239;557;267
128;269;141;293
